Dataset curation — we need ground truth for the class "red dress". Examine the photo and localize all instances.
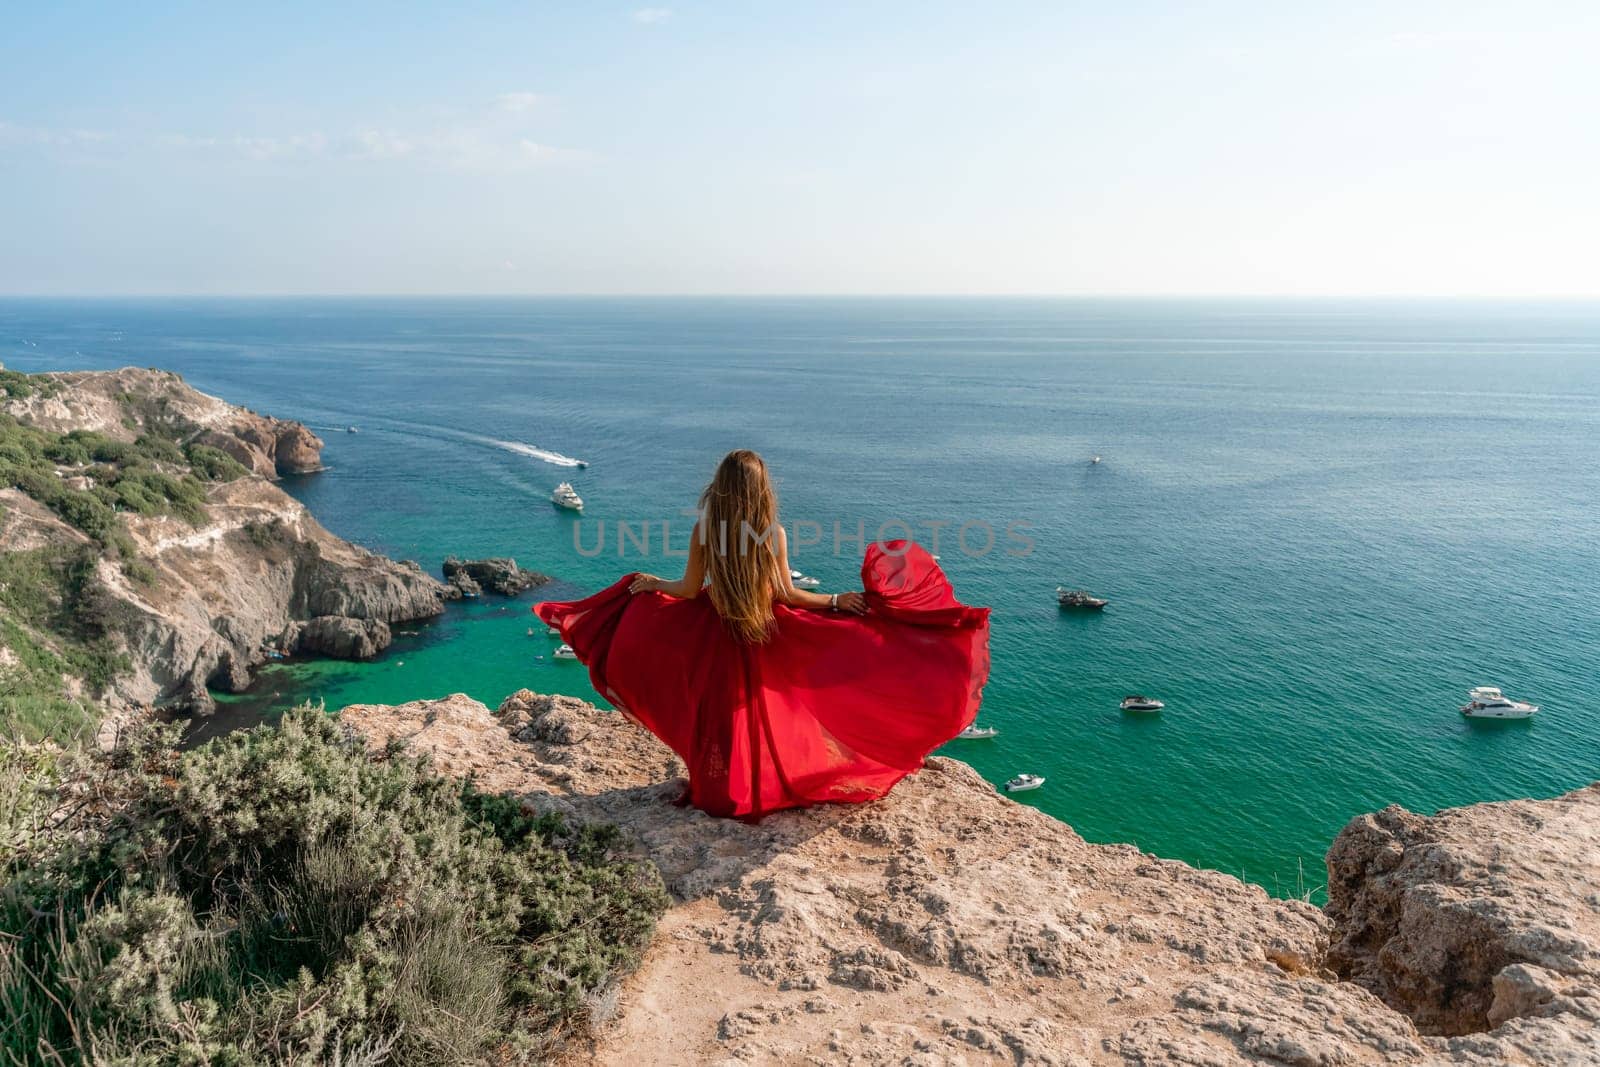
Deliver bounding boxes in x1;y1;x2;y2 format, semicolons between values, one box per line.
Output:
535;541;991;819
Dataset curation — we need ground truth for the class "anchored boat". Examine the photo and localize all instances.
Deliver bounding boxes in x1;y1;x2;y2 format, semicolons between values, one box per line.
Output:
551;482;584;511
1460;686;1538;719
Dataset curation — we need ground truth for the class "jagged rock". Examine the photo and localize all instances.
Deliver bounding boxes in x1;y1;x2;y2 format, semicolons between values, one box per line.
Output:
297;615;390;660
1326;786;1600;1047
445;571;483;598
0;368;447;714
341;691;1600;1065
442;556;550;596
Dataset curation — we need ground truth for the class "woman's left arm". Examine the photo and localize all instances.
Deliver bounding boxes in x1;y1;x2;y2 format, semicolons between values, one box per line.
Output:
629;521;707;597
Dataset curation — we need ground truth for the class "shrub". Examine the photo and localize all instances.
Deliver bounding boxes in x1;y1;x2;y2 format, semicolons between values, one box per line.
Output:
0;545;129;739
185;442;249;482
0;708;669;1064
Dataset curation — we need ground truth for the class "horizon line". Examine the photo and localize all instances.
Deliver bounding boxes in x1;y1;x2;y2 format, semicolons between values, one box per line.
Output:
5;291;1600;302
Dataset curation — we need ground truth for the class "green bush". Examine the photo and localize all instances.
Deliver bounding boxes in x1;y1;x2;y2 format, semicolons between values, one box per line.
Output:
185;442;249;482
0;708;669;1064
0;370;61;400
0;545;128;741
0;393;216;540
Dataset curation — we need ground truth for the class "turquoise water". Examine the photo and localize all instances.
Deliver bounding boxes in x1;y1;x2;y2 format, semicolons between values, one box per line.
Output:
4;297;1598;897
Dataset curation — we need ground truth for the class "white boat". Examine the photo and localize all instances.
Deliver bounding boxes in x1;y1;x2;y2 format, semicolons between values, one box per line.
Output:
1091;455;1101;464
1120;695;1164;712
790;570;821;589
551;482;583;511
1460;686;1538;720
1004;773;1045;793
957;724;998;740
546;626;561;637
347;426;359;434
553;643;579;660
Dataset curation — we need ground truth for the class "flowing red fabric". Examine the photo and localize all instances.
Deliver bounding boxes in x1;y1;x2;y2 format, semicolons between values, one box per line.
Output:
535;541;990;819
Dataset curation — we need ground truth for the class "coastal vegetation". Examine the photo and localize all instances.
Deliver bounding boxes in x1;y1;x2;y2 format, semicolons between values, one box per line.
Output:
0;544;127;742
0;707;669;1064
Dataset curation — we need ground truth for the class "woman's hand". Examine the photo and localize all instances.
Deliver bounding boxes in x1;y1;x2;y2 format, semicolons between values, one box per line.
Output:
833;591;867;614
629;573;663;594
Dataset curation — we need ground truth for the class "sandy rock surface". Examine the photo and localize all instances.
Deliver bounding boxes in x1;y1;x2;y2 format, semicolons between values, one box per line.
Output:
337;691;1600;1065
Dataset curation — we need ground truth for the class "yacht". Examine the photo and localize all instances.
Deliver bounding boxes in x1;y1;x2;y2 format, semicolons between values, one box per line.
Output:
552;643;579;660
1120;695;1165;712
957;724;998;740
1004;773;1045;793
1057;588;1108;610
551;482;584;511
790;570;821;589
1460;686;1538;720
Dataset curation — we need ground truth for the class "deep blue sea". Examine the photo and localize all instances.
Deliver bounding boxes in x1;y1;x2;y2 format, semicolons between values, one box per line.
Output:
4;297;1598;898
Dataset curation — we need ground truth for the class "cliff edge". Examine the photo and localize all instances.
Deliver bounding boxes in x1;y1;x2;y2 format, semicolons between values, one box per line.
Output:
340;691;1598;1065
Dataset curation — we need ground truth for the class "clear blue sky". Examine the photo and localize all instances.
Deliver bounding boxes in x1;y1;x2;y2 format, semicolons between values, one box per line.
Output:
3;2;1597;296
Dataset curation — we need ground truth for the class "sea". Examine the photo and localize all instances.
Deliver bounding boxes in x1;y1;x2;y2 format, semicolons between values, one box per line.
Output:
3;296;1597;899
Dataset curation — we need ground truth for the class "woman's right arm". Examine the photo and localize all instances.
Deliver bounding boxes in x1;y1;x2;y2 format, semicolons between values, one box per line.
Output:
629;521;707;597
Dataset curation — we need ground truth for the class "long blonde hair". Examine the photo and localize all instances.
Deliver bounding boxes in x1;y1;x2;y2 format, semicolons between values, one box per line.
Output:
699;449;784;643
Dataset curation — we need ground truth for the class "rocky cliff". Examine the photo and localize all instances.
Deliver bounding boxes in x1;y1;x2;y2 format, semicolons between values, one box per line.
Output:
0;367;446;723
341;691;1600;1065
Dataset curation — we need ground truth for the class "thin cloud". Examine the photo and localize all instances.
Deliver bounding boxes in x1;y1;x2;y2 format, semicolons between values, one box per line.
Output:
632;8;671;24
4;106;586;175
496;91;544;113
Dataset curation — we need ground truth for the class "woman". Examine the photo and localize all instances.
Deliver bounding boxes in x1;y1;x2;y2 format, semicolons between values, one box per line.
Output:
535;450;990;819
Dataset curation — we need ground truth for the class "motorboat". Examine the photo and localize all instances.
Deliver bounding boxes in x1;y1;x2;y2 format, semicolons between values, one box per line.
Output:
347;426;359;434
553;643;579;660
957;724;998;740
551;482;584;511
1004;773;1045;793
1460;686;1537;719
790;570;821;589
1120;695;1164;712
1091;455;1101;464
546;626;561;637
1057;588;1108;610
576;460;589;469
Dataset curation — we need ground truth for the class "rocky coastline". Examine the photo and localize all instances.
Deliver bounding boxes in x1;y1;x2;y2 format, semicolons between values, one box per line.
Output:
0;366;447;724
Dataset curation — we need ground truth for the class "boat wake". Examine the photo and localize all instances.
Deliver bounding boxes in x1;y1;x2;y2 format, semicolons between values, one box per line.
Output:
489;439;588;468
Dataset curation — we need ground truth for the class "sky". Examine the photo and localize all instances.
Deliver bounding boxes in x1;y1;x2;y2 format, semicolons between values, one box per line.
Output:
2;2;1598;297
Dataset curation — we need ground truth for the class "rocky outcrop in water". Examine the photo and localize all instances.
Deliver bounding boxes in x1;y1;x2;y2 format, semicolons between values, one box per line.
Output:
341;690;1599;1064
0;368;446;718
291;615;392;660
442;556;550;597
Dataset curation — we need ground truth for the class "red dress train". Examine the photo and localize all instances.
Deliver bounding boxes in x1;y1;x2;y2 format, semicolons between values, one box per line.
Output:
534;541;991;819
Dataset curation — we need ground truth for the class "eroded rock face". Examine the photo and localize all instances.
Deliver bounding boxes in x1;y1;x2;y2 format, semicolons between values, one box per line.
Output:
1326;787;1600;1050
297;615;391;660
344;690;1480;1065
